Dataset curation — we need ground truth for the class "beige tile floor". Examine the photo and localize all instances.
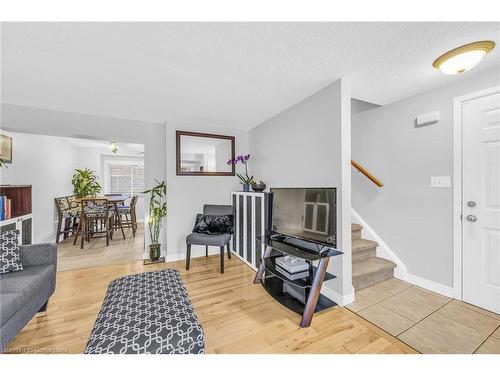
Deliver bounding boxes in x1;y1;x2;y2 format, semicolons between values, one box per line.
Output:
346;278;500;354
57;223;145;272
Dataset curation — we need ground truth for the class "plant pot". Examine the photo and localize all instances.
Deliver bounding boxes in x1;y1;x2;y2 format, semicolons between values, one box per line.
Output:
242;184;250;192
251;181;266;192
149;244;161;261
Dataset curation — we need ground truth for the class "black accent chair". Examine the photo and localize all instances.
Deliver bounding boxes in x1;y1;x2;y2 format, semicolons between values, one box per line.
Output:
185;205;233;273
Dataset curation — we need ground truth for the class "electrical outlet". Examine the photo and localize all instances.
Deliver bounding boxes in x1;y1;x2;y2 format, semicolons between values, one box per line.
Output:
431;176;451;188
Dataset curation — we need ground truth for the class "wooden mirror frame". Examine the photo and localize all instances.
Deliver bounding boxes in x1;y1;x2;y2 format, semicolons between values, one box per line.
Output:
176;130;236;176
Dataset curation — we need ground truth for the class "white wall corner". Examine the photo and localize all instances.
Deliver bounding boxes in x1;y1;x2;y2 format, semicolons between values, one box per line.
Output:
340;78;353;300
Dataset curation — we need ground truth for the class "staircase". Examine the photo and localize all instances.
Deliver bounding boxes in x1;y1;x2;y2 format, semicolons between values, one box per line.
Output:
351;223;396;290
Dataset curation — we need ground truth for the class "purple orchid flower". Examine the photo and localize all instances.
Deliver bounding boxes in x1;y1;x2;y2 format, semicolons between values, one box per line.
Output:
227;154;253;185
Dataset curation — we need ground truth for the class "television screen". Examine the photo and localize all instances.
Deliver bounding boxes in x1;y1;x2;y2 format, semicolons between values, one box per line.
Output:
270;187;336;247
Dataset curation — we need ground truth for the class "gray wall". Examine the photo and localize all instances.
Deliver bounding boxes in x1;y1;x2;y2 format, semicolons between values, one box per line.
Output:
250;79;352;301
0;103;166;253
0;104;251;261
165;121;249;260
0;131;79;242
352;66;500;287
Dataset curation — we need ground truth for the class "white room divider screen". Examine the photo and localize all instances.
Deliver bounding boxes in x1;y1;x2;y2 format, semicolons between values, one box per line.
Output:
231;192;271;270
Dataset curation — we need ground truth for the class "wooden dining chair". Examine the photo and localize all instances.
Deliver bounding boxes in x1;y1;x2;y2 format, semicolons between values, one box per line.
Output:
73;198;114;249
117;195;138;236
54;196;80;243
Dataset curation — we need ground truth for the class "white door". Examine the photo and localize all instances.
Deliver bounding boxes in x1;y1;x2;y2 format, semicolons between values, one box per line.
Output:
462;91;500;313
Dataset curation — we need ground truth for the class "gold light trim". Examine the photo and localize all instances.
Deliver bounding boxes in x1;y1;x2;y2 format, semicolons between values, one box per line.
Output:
433;40;495;73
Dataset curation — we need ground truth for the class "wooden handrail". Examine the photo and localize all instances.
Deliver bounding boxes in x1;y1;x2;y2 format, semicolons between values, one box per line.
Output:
351;160;384;187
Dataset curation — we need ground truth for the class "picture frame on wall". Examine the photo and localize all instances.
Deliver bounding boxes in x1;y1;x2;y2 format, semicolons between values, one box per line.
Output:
0;134;13;163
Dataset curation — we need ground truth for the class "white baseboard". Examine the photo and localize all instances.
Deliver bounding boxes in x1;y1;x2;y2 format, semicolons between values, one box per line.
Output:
159;247;224;263
395;271;454;298
321;285;355;306
351;208;407;275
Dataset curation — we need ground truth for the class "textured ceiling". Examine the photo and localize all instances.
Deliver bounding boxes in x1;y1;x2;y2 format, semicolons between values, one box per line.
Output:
1;22;499;129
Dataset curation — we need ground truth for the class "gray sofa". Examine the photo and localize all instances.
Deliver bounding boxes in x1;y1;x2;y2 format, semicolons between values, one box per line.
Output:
0;243;57;351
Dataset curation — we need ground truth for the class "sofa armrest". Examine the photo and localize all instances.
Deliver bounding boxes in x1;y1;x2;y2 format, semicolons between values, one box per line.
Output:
20;243;58;269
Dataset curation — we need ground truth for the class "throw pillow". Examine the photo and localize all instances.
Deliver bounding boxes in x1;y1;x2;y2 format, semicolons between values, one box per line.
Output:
193;214;234;235
0;230;23;274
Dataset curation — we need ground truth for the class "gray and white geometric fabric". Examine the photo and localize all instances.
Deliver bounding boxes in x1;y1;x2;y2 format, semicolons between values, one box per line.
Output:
0;230;23;274
85;269;205;354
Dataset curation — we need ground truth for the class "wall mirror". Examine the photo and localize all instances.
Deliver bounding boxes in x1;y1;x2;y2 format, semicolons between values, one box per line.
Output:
176;131;235;176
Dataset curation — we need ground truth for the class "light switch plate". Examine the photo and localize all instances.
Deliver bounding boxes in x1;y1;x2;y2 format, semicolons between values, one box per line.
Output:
431;176;451;188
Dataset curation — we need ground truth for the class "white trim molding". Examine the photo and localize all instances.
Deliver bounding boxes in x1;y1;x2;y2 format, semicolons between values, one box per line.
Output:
401;272;454;298
452;85;500;301
321;285;355;306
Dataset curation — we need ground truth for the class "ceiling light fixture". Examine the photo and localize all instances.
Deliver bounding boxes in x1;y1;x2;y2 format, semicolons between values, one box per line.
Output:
110;141;118;153
433;41;495;75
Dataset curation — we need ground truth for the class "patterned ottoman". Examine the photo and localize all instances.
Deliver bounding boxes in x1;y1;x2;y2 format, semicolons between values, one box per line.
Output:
85;269;204;354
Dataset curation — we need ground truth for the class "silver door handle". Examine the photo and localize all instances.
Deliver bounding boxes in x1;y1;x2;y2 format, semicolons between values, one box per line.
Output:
466;215;477;222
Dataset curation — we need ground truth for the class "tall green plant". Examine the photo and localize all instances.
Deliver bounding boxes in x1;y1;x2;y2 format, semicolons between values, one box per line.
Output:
0;158;7;169
143;179;167;245
71;168;102;198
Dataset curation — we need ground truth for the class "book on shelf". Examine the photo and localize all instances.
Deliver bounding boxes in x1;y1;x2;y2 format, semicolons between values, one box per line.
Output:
275;255;309;273
0;196;13;220
5;199;12;220
275;265;310;280
0;196;4;221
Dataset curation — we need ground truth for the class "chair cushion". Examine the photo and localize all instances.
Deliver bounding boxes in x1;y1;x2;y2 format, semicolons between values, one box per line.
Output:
0;293;22;325
67;195;79;209
0;264;56;305
55;197;70;211
0;230;23;274
62;208;80;218
193;214;233;235
84;211;113;219
186;232;231;246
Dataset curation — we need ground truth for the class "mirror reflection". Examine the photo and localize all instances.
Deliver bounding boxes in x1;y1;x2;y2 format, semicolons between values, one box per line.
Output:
176;131;235;175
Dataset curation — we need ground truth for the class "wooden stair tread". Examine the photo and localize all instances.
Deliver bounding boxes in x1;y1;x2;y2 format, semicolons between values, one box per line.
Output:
352;238;378;253
351;223;363;232
352;257;396;278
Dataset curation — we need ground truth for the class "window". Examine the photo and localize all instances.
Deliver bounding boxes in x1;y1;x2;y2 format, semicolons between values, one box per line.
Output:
104;160;144;195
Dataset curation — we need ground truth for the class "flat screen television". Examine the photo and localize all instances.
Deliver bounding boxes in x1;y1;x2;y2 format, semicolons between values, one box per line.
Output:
270;187;337;248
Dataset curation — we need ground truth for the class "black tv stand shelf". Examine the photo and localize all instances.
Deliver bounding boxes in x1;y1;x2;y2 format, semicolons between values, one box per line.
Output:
254;234;343;327
263;257;336;288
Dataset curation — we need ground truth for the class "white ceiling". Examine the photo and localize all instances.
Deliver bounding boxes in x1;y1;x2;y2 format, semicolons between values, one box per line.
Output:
1;22;499;130
63;136;144;155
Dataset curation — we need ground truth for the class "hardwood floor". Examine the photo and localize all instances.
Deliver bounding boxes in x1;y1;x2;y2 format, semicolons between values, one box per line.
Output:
6;254;417;354
57;224;145;272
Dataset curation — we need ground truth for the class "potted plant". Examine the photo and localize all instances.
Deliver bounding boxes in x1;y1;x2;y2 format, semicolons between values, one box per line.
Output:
0;158;7;169
227;154;254;192
71;168;102;198
143;179;167;261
